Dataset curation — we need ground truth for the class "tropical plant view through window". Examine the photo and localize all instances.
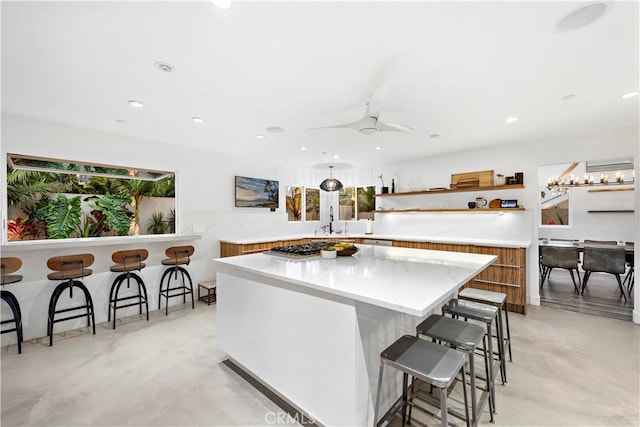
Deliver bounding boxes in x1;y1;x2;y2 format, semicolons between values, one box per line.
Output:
5;154;176;242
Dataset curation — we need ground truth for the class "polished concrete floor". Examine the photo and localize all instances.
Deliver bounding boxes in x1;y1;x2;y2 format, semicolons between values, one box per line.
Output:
1;303;638;426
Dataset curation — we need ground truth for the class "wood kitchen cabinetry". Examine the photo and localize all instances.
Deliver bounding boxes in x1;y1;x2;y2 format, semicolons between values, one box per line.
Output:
394;240;527;314
220;237;362;258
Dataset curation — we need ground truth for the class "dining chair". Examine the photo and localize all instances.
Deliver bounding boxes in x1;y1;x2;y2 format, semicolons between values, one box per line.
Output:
583;240;617;245
540;246;581;292
581;246;627;301
624;242;634;294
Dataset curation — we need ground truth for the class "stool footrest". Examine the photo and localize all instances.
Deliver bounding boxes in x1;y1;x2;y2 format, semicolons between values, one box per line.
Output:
51;311;93;324
52;305;92;316
110;301;145;310
1;327;18;333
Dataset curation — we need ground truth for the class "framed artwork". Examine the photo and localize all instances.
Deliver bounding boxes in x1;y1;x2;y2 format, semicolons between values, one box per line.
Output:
305;188;320;221
235;176;279;208
286;186;303;221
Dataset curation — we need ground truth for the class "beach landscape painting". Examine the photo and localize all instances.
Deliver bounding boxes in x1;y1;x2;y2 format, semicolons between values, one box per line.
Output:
235;176;279;208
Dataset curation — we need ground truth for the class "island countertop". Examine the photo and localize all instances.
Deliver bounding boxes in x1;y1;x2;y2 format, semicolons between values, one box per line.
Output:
214;244;496;317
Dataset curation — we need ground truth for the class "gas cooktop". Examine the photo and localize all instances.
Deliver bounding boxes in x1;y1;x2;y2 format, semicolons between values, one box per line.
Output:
266;241;331;258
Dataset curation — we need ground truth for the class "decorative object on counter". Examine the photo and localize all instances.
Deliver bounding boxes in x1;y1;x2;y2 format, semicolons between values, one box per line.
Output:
378;174;388;194
321;248;337;259
451;170;494;189
391;178;395;193
495;174;506;186
319;165;343;192
334;243;358;256
475;197;487;208
366;218;373;234
489;199;501;208
506;176;518;184
468;201;476;209
235;176;279;208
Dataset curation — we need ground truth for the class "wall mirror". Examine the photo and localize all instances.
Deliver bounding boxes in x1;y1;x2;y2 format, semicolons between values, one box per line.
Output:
5;153;176;242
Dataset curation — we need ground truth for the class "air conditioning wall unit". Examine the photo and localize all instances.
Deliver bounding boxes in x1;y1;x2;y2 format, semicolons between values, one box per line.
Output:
585;157;634;173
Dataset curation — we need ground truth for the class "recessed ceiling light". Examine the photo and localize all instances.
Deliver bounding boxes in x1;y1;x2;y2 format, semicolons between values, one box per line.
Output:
375;146;382;150
256;135;265;140
128;100;144;108
154;62;175;73
429;134;440;138
621;91;639;99
561;94;576;100
333;154;340;159
506;117;519;123
556;2;609;32
191;117;204;123
266;126;284;133
211;0;232;9
116;119;127;124
300;146;308;151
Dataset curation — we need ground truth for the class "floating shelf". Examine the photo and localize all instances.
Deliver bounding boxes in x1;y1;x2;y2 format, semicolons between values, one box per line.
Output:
375;207;526;214
376;183;524;197
587;210;634;213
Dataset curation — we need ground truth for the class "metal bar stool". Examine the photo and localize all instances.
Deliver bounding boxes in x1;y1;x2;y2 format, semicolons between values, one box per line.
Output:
414;314;494;426
374;335;470;427
158;246;195;315
46;254;96;346
459;287;513;363
442;298;505;414
1;257;24;354
108;249;149;329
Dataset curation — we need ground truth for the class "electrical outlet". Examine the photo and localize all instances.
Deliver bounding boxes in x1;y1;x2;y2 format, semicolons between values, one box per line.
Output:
192;225;205;233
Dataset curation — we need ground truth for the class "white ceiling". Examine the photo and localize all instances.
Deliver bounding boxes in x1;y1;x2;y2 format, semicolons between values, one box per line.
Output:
2;1;638;169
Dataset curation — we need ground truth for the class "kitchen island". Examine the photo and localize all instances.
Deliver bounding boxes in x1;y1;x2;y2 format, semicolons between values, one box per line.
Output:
214;244;496;426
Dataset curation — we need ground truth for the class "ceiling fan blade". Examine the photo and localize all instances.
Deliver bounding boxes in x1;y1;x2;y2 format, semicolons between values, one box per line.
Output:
308;118;369;131
377;121;413;133
368;80;392;117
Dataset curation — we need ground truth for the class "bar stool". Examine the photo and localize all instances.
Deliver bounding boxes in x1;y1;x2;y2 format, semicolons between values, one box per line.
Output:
414;314;494;426
158;246;195;315
108;249;149;329
442;298;505;414
1;257;24;354
46;254;96;346
374;335;469;427
459;287;513;362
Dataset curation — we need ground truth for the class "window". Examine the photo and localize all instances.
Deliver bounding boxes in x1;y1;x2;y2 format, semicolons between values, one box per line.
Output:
5;154;176;241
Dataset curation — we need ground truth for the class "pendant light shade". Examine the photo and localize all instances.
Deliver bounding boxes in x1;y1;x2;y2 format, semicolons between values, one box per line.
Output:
320;165;343;192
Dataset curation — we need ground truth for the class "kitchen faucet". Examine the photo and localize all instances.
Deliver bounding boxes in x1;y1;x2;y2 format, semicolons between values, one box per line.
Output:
329;206;334;234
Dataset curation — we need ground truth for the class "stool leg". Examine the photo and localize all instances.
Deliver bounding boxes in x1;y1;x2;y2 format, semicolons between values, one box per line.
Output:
75;281;95;335
374;362;385;427
461;365;470;427
495;315;507;384
485;322;496;413
158;268;173;312
48;283;66;346
112;277;127;329
401;373;408;427
1;291;23;354
108;275;123;322
482;335;495;422
439;385;448;427
503;303;512;362
468;348;477;426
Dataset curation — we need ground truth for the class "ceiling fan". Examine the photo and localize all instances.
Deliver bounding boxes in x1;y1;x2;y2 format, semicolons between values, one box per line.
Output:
310;82;413;135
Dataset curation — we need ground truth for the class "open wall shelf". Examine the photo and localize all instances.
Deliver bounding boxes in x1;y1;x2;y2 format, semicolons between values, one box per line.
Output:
375;207;526;214
376;183;524;197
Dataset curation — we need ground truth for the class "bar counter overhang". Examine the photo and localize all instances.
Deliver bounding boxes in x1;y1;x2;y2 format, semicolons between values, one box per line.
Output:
214;245;496;426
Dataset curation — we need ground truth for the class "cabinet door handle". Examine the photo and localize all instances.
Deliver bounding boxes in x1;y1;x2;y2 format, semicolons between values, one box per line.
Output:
491;263;521;269
473;279;521;289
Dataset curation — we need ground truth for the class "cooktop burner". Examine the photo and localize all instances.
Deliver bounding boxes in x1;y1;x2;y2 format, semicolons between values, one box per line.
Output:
266;241;331;258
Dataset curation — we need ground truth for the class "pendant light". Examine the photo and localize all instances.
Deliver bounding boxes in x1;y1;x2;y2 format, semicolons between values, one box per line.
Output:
319;165;343;192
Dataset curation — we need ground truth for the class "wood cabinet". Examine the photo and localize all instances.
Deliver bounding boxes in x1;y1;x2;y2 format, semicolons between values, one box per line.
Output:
219;237;362;258
394;240;527;314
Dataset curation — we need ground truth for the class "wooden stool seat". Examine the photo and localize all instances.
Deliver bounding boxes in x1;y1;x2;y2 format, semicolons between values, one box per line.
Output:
1;257;24;354
161;257;190;266
108;249;149;329
198;280;217;305
47;269;93;280
46;253;96;346
1;274;23;285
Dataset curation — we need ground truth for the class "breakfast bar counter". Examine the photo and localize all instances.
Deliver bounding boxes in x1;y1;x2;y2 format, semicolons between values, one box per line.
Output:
214;245;496;426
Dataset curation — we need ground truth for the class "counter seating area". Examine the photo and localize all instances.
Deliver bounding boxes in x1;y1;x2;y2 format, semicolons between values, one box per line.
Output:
0;246;206;353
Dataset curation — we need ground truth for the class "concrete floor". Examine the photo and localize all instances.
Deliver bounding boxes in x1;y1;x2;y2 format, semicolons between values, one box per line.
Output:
1;303;638;426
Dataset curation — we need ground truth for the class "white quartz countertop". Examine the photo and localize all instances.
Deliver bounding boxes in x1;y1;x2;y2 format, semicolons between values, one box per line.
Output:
218;233;530;248
1;234;201;251
214;245;497;317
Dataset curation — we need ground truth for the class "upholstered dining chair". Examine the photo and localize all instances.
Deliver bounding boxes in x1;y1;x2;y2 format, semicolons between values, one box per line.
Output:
540;246;581;292
581;246;627;301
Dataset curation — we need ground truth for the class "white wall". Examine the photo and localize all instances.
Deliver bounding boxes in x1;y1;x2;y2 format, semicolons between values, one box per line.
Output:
0;114;377;344
375;124;639;320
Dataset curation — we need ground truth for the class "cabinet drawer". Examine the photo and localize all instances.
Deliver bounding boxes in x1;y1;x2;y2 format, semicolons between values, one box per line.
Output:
473;246;525;267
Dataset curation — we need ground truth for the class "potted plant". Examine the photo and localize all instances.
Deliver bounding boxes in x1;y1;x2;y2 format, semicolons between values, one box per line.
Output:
378;174;389;194
321;246;337;259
